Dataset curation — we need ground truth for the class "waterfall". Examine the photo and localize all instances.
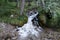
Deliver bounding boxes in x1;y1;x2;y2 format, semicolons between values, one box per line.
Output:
16;11;43;40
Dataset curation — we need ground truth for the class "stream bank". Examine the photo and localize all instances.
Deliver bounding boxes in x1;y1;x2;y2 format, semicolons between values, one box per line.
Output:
0;23;60;40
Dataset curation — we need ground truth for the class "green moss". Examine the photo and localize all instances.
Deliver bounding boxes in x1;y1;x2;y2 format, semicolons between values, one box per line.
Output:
38;9;60;28
0;15;28;26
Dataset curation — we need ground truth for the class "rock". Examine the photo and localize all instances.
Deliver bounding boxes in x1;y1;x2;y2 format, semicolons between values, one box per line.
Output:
40;28;60;40
10;15;14;18
0;23;18;40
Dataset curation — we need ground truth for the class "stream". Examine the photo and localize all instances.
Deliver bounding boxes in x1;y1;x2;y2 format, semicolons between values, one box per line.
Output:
16;11;43;40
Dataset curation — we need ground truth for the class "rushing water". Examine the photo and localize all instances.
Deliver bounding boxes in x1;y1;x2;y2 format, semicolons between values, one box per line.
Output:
16;12;43;40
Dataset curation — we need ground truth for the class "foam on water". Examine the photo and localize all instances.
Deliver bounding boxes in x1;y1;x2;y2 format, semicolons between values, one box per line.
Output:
17;12;43;40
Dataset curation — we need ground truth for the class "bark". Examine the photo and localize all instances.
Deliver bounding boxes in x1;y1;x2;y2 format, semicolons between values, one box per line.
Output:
16;0;19;8
20;0;25;15
40;0;45;9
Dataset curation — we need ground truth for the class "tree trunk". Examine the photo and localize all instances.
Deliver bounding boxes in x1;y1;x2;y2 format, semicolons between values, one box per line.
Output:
20;0;25;15
40;0;45;9
16;0;19;8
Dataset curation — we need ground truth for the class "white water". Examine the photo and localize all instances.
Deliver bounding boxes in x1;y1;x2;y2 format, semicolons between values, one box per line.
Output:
17;12;43;40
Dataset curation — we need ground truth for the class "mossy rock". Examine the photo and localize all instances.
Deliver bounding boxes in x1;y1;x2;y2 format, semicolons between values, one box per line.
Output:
38;9;60;28
10;16;28;26
0;15;28;26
